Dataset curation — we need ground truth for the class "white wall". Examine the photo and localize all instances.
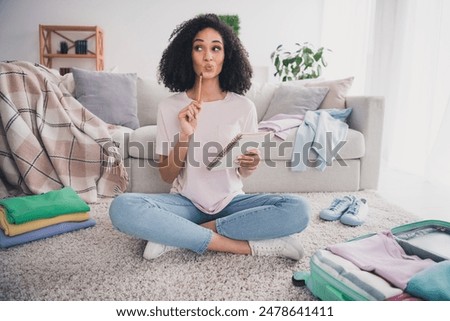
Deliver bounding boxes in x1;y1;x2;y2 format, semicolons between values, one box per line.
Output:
0;0;324;80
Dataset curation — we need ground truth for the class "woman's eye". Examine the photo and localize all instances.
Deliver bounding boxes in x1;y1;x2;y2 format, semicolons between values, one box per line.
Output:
213;46;222;52
194;45;203;52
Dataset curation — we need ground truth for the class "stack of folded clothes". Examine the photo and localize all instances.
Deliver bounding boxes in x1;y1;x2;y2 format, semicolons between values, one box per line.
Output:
0;187;96;248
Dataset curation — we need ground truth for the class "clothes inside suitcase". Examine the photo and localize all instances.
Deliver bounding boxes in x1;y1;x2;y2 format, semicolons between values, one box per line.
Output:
293;220;450;301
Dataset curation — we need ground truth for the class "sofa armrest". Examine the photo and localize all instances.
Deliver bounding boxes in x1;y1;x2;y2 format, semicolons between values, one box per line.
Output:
346;96;385;190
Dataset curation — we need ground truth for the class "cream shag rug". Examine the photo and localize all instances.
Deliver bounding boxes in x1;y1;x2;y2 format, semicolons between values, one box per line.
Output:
0;191;419;301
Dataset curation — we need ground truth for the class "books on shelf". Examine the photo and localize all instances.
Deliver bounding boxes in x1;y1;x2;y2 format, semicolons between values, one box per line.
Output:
75;40;88;54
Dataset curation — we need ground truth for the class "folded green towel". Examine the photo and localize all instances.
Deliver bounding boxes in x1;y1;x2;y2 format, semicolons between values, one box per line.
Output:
0;187;90;224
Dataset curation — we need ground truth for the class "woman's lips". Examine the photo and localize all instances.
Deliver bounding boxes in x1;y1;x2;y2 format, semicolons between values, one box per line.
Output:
204;64;214;71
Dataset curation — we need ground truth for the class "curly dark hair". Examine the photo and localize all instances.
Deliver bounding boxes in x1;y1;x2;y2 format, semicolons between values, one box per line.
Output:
158;14;253;95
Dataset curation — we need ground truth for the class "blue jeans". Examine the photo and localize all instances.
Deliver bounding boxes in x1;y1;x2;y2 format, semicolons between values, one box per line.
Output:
109;193;310;254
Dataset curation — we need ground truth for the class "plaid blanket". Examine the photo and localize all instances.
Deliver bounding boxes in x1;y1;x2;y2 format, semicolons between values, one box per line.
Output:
0;61;128;203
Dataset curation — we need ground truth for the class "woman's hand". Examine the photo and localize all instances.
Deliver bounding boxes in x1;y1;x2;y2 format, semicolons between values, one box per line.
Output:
178;100;202;137
236;148;261;177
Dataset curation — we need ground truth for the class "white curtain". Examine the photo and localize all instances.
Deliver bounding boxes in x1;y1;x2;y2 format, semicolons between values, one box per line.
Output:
321;0;450;186
320;0;376;94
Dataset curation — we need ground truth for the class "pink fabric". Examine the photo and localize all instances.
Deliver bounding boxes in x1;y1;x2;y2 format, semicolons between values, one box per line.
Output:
386;292;422;301
258;113;304;140
327;231;436;289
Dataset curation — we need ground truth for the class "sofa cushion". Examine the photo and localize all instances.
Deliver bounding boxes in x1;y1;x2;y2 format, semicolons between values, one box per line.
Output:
262;85;329;120
137;78;172;126
72;68;140;129
260;128;364;161
128;125;158;160
109;125;134;159
128;125;364;163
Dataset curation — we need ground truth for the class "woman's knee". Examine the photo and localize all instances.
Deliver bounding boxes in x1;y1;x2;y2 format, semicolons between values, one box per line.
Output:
109;193;142;228
281;194;311;232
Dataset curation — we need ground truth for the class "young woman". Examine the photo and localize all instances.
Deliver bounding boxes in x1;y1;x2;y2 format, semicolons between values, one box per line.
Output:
109;14;310;260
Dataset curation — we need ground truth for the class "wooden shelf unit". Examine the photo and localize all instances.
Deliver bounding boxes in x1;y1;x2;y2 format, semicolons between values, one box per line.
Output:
39;25;104;71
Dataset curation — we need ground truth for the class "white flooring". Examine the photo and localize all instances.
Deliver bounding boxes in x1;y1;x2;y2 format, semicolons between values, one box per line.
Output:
377;166;450;221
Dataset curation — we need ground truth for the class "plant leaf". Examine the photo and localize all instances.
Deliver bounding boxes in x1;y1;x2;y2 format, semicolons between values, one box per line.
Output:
303;54;314;67
274;56;280;70
271;42;331;82
313;51;322;61
303;47;313;54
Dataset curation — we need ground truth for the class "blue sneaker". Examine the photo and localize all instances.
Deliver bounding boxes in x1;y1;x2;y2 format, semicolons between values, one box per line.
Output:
340;198;369;226
319;196;356;221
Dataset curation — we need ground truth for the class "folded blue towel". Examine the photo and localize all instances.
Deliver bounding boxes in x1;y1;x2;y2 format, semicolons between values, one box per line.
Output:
406;260;450;300
0;218;96;248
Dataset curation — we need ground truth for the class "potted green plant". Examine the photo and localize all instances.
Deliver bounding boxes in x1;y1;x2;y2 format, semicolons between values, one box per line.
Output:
219;15;240;36
271;42;330;81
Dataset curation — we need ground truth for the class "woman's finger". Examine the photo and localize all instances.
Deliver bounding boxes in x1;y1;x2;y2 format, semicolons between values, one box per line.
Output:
188;106;198;119
192;101;202;113
237;154;260;168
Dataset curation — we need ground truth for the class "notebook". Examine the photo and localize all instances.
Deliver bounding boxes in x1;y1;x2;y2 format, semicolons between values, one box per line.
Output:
206;132;271;170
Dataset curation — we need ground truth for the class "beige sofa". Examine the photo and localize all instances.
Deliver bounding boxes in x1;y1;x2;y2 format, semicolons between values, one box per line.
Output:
111;78;384;194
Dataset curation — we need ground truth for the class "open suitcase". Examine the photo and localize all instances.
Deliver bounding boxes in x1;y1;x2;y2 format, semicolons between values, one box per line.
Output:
293;220;450;301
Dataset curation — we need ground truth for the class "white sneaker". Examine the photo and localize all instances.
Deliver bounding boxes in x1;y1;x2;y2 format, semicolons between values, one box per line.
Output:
143;241;177;260
249;235;305;260
340;198;369;226
319;195;356;221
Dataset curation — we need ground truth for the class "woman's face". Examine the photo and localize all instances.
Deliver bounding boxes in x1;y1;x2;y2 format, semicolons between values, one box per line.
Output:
191;27;225;79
